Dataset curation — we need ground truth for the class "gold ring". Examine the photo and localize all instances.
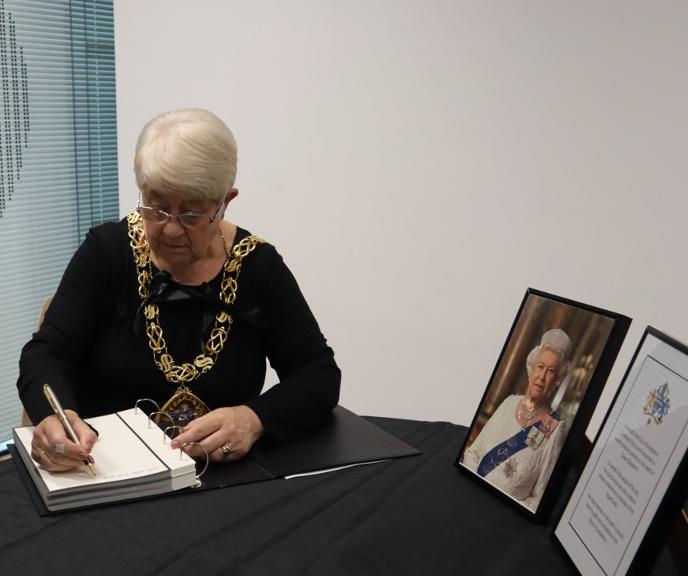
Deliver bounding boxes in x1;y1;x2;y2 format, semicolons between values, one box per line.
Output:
221;443;232;456
37;448;46;461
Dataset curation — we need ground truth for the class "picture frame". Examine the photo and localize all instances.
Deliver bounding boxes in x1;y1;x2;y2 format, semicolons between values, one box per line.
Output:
554;326;688;575
455;288;631;520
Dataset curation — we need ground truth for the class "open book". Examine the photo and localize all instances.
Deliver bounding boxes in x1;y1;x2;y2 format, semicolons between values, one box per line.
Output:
12;408;198;512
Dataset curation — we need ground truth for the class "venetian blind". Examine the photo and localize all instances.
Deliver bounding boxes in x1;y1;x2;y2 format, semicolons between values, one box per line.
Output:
0;0;118;443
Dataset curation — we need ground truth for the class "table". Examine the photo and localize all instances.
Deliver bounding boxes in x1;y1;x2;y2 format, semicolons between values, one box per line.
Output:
0;417;679;575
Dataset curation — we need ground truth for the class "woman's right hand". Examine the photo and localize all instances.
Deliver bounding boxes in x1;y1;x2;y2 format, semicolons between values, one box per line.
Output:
30;410;97;472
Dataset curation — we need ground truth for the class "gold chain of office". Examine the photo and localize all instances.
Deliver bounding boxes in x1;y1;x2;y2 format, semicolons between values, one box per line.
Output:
126;211;264;384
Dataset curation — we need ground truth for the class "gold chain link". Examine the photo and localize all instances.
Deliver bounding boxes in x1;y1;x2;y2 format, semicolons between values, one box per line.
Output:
127;212;264;384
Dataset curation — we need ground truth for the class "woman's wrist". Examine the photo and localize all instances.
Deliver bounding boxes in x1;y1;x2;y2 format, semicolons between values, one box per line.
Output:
239;405;264;443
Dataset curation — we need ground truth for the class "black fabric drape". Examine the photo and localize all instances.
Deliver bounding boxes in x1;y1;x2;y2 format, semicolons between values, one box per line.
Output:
0;418;679;576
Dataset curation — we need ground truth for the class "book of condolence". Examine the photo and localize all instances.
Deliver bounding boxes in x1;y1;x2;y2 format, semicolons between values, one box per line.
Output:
12;408;198;512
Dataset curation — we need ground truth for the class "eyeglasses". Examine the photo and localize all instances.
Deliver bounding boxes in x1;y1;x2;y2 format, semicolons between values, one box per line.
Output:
137;195;225;229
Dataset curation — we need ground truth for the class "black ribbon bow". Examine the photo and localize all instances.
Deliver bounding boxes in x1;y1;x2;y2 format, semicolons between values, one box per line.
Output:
134;271;266;336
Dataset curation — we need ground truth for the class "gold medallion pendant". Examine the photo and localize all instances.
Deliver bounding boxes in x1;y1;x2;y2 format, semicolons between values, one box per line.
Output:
158;386;211;427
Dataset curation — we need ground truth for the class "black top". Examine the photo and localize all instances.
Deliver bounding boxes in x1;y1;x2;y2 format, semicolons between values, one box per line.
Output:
17;217;340;441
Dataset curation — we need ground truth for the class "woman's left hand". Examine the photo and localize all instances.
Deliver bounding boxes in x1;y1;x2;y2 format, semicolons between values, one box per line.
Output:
170;405;264;462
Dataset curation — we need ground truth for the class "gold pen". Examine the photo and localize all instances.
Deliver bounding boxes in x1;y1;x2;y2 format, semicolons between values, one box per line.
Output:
42;384;96;477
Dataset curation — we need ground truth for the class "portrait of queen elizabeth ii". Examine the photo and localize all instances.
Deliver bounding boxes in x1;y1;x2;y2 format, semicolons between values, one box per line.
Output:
461;328;572;512
456;289;628;516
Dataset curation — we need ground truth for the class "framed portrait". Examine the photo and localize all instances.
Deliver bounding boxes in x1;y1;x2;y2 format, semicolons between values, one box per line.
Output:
455;288;631;520
554;327;688;575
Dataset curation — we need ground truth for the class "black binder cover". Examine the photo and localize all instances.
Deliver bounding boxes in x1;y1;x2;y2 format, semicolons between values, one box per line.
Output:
12;405;420;515
251;405;421;476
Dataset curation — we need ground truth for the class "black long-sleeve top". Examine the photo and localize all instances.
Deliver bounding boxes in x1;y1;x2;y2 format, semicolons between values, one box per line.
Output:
17;218;340;441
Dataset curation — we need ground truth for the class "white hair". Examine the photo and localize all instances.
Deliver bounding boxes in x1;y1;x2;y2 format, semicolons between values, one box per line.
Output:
525;328;572;384
134;108;238;203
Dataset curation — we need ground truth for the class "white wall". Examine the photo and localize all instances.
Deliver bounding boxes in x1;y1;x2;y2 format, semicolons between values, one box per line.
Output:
114;1;688;436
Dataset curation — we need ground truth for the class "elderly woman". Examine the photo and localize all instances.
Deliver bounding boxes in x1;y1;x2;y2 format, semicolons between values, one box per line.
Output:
461;328;571;511
17;108;340;472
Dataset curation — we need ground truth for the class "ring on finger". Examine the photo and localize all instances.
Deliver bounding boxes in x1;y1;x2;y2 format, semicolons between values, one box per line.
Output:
221;443;232;457
55;443;66;455
37;448;46;461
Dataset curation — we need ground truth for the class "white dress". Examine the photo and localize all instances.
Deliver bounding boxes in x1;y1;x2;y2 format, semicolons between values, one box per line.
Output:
462;394;567;512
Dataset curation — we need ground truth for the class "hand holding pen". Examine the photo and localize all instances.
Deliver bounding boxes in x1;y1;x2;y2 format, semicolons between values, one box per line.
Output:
30;384;97;476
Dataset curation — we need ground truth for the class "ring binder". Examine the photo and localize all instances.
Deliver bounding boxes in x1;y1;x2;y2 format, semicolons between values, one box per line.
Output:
13;404;423;515
133;401;209;486
133;404;210;485
131;408;209;484
134;398;161;415
163;425;184;442
181;442;209;487
12;400;204;512
148;411;174;429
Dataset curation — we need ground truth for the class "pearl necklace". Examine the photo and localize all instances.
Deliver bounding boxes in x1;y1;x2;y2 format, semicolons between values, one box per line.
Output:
518;397;544;428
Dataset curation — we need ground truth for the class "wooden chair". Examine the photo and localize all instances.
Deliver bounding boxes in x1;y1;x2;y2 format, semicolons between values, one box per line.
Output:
19;295;53;427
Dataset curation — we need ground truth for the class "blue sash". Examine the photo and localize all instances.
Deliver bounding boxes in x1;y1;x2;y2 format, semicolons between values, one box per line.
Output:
476;411;561;477
477;425;533;477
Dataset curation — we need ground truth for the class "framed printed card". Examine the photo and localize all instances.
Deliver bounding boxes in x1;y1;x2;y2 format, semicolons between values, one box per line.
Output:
455;288;631;519
554;327;688;575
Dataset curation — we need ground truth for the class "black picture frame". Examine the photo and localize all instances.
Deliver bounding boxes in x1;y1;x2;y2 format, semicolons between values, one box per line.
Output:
554;326;688;575
455;288;631;520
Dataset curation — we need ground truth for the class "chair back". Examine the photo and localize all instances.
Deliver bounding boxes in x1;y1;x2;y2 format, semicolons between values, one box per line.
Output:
20;295;54;427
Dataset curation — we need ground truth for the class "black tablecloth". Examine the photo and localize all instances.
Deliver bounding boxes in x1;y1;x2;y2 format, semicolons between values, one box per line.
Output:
0;417;679;575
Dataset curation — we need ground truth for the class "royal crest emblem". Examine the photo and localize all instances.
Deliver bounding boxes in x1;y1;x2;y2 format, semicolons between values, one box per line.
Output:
643;382;671;425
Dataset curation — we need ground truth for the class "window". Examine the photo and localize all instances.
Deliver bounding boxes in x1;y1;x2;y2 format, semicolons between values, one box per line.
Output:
0;0;118;442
